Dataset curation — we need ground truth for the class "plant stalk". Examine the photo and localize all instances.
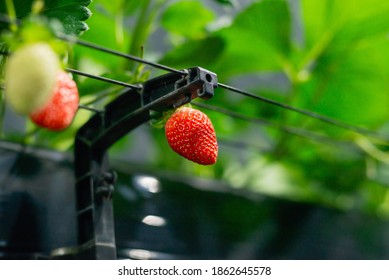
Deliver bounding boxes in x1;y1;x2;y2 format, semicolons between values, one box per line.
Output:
126;0;162;72
5;0;18;32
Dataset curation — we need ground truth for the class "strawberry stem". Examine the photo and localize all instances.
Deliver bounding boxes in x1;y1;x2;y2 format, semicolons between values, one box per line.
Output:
149;108;176;129
5;0;18;32
0;44;6;137
126;0;163;71
0;88;5;138
31;0;45;15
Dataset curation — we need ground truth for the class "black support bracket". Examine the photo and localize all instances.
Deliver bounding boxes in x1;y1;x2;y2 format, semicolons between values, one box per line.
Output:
71;67;217;259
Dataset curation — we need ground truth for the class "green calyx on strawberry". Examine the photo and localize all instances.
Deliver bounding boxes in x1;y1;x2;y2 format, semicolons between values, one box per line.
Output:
29;71;79;131
164;106;218;165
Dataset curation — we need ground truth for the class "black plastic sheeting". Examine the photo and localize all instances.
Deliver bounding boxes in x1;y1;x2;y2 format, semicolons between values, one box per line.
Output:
1;142;389;260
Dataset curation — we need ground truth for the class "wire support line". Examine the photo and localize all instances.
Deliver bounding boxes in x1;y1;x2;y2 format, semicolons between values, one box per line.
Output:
0;14;185;74
57;33;187;76
218;137;272;153
0;14;185;75
217;82;389;143
78;105;104;114
0;49;140;90
0;13;386;143
193;101;357;148
66;68;142;90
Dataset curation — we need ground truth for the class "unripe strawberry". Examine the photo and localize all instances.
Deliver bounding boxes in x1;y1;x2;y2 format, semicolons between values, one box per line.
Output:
30;71;79;131
5;43;60;115
165;107;218;165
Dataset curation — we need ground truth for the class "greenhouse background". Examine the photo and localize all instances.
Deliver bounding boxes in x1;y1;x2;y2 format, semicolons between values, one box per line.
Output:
1;0;389;259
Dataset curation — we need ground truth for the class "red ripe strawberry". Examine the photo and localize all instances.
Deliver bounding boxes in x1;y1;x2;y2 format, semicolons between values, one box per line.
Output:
165;107;218;165
30;71;79;131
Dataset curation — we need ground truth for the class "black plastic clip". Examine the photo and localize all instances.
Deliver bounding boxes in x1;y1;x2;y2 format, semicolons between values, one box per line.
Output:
95;171;117;199
142;67;218;111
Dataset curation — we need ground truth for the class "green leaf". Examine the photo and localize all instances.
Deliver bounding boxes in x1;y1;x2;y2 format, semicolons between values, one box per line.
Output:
96;0;142;16
71;0;132;73
43;0;92;35
161;0;215;39
160;0;292;79
297;0;389;127
159;36;225;70
300;0;389;63
0;0;92;35
213;28;285;79
297;39;389;127
229;0;291;55
302;0;360;41
213;0;291;78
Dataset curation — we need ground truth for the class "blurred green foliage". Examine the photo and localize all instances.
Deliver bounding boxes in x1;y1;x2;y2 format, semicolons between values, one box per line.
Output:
2;0;389;217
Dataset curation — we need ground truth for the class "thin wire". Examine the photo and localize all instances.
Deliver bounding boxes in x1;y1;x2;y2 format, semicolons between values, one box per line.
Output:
58;33;187;76
78;105;104;114
69;32;387;144
0;14;185;75
66;68;142;90
0;50;141;90
217;83;388;143
0;14;386;144
218;137;272;153
193;101;355;148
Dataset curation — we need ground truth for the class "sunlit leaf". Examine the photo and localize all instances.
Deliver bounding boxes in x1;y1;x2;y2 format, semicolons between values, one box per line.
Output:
301;0;389;49
161;1;215;39
161;0;292;79
160;36;225;70
298;0;389;127
229;0;291;55
298;43;389;127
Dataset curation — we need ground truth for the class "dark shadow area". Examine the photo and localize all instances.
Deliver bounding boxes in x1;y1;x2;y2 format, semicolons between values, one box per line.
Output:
1;143;389;259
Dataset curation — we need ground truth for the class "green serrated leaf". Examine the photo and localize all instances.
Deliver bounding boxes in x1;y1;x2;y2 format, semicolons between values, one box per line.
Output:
0;0;92;35
42;0;92;35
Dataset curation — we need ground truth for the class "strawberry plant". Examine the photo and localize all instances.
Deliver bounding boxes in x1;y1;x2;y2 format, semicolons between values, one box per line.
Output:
1;0;389;218
0;0;90;138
